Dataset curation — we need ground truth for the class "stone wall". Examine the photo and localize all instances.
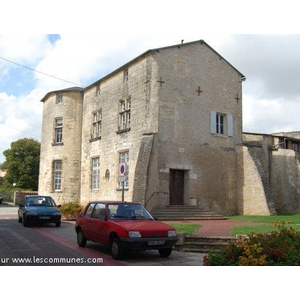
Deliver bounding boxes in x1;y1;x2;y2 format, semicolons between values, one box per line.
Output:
79;55;159;205
146;41;244;215
272;149;300;213
236;145;276;215
238;133;300;215
14;191;38;205
38;90;83;204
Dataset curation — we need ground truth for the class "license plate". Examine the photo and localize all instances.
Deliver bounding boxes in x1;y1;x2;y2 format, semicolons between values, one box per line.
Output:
148;240;165;246
39;216;50;220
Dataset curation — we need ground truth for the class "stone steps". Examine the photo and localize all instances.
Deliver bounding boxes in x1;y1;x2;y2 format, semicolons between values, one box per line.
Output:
151;205;228;221
176;236;236;253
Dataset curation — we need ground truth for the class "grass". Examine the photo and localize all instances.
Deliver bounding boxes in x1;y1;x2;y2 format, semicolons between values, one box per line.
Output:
229;214;300;224
166;223;202;235
229;214;300;236
231;224;300;236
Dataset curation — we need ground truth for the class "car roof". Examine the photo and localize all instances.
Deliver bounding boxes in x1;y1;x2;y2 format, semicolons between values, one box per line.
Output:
88;201;142;205
25;195;51;198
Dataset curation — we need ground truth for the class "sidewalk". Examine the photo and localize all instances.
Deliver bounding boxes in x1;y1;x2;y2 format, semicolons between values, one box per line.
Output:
168;219;256;237
194;220;255;237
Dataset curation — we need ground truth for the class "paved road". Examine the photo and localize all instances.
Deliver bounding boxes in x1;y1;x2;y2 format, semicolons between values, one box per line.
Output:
0;204;205;266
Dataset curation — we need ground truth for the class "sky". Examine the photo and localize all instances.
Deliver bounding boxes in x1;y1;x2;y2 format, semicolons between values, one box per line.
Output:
0;33;300;162
1;34;300;163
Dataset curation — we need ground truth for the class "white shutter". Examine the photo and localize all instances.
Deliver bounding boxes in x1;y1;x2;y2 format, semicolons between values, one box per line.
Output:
227;114;233;136
210;111;217;134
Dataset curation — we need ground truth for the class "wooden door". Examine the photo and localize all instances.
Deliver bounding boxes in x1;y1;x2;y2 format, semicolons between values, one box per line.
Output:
169;169;184;205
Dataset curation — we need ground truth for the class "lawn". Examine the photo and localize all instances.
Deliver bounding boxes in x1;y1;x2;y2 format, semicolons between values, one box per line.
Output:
230;214;300;236
230;214;300;224
166;223;202;235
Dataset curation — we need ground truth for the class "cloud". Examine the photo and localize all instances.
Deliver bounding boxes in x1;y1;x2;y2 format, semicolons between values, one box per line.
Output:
243;94;300;134
217;35;300;100
1;34;300;163
0;34;52;64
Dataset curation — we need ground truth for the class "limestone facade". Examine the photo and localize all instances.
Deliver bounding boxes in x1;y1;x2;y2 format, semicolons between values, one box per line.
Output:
38;88;83;203
238;133;300;215
38;39;300;216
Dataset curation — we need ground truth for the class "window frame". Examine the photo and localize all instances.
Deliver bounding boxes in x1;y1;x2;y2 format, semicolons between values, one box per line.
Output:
56;94;63;104
53;160;62;192
91;109;102;139
91;157;100;190
118;98;131;132
54;118;63;144
216;113;225;135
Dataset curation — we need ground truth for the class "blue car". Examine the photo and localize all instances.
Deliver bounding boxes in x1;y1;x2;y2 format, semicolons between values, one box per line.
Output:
18;195;62;227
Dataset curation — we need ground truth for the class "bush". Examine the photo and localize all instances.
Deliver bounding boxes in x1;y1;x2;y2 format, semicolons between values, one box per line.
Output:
204;222;300;266
60;202;84;220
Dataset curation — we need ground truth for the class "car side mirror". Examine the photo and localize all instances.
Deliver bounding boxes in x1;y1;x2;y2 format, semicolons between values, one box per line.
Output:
57;205;62;208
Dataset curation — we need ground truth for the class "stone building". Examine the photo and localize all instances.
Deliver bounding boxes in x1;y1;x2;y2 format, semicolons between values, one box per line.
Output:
38;39;300;216
237;132;300;215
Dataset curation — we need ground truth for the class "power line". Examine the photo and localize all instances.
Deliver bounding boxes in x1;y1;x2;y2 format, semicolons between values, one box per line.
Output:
0;55;85;88
0;122;40;139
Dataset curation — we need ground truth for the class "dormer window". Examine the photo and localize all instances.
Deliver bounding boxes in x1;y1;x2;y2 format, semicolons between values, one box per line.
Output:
56;94;63;104
124;69;129;82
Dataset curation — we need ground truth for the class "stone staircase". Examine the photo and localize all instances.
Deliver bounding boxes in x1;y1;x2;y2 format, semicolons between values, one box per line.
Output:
176;236;236;253
151;205;228;221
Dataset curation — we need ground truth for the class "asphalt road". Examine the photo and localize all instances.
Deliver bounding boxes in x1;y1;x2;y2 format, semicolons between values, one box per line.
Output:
0;203;205;266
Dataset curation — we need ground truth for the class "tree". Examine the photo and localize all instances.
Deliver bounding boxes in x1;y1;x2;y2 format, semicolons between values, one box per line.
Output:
2;138;40;191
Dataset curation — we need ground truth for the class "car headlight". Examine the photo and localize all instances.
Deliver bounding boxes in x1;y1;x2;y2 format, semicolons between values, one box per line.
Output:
53;212;62;216
128;231;141;238
168;230;177;237
26;211;37;216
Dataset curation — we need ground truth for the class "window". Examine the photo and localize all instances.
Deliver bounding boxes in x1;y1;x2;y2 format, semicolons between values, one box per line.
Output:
54;118;63;143
92;157;100;190
56;94;63;104
91;203;106;220
119;98;131;131
85;203;96;218
92;110;102;139
210;111;233;137
53;160;62;192
95;85;100;97
119;151;129;188
216;114;224;135
124;69;129;82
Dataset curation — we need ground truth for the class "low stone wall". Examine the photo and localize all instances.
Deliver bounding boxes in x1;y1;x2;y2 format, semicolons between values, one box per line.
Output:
14;191;38;205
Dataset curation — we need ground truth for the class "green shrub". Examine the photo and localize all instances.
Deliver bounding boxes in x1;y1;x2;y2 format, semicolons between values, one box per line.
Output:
204;222;300;266
60;202;84;219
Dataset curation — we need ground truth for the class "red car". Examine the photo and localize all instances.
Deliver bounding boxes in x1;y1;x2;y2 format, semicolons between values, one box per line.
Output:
75;201;178;260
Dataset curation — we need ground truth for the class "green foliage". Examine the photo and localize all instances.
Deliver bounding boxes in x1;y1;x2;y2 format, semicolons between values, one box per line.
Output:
231;224;300;236
204;222;300;266
60;202;84;214
2;138;40;190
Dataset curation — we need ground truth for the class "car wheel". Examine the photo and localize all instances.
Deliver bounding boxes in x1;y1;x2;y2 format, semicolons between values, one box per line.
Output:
158;248;173;257
77;229;87;247
22;215;28;227
111;238;125;260
55;222;61;227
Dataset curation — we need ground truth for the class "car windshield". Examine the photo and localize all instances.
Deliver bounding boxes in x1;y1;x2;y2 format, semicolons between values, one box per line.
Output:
25;197;56;207
108;203;154;220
